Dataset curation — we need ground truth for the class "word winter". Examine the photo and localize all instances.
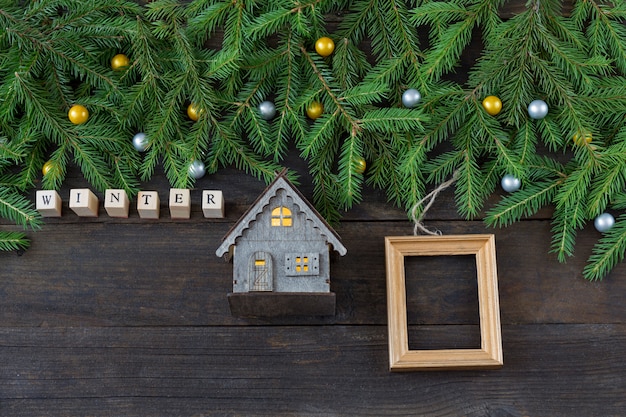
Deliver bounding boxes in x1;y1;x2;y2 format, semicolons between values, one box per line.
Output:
35;188;224;219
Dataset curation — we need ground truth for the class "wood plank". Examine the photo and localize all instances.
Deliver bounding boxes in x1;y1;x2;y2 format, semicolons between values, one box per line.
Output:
1;219;625;327
1;325;624;416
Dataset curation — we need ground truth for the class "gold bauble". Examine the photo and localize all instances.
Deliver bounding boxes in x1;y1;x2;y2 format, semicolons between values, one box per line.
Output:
187;103;203;121
355;157;366;174
111;53;130;71
68;104;89;125
306;101;324;120
315;37;335;57
42;160;54;176
482;95;502;116
573;131;592;145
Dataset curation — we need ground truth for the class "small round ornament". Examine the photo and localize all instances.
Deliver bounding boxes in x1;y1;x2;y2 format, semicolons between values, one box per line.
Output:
594;213;615;233
527;99;548;120
68;104;89;125
132;132;149;152
482;95;502;116
355;157;366;174
42;160;54;176
402;89;421;108
258;100;276;120
573;131;592;145
111;53;130;71
501;174;521;193
187;103;203;121
188;159;206;179
306;101;324;119
315;37;335;57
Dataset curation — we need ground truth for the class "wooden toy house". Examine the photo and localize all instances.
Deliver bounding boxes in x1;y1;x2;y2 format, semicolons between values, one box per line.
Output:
215;171;347;317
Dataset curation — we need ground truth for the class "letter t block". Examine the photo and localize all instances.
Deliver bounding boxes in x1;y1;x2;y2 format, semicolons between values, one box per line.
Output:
69;188;99;217
104;189;130;218
36;190;63;217
137;191;160;219
169;188;191;219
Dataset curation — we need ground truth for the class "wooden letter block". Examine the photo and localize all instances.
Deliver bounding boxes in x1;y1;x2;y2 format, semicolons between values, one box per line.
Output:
169;188;191;219
137;191;160;219
36;190;62;217
202;190;224;218
104;189;130;218
69;188;99;217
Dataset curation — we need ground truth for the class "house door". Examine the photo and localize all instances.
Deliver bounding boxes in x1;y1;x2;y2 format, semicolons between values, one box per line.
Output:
249;251;273;291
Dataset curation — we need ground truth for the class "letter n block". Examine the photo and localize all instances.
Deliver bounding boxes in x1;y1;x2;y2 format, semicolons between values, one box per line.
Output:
104;189;130;218
36;190;62;217
169;188;191;219
202;190;224;218
137;191;160;219
69;188;99;217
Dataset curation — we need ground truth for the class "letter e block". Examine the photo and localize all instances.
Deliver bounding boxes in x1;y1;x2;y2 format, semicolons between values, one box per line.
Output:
104;189;130;218
137;191;160;219
69;188;99;217
36;190;62;217
169;188;191;219
202;190;224;218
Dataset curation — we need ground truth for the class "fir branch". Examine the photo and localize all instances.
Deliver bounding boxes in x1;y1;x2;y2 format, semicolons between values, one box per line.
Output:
358;108;427;134
0;231;30;252
584;213;626;281
300;112;340;159
485;180;560;227
455;151;484;219
550;198;587;262
336;135;364;209
0;186;42;230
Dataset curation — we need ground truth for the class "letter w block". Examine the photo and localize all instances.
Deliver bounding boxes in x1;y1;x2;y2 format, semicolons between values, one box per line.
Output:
36;190;62;217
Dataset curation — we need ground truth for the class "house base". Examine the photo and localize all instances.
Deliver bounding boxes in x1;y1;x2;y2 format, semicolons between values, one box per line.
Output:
227;292;336;317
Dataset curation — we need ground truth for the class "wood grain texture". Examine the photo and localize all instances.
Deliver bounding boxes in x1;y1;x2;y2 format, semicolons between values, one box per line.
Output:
1;325;624;416
2;216;625;327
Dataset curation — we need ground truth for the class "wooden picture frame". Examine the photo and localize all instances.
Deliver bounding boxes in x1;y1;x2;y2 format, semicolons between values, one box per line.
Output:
384;235;503;371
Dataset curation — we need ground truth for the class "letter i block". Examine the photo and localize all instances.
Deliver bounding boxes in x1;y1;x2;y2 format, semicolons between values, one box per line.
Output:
36;190;62;217
69;188;99;217
137;191;160;219
202;190;224;218
169;188;191;219
104;189;130;218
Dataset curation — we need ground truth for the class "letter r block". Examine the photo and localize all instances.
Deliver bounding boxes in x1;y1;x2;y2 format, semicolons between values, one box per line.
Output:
169;188;191;219
202;190;224;218
137;191;160;219
36;190;62;217
104;189;130;218
69;188;99;217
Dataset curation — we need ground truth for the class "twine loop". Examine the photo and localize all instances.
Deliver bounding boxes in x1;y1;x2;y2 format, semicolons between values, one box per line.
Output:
410;170;459;236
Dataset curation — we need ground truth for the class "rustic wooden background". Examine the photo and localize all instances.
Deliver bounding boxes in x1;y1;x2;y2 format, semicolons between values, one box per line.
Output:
2;1;626;416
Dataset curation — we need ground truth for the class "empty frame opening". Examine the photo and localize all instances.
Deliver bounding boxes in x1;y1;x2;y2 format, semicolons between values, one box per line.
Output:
404;255;480;350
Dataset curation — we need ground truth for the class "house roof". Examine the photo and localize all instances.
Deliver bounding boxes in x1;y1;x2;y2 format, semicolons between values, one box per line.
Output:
215;171;347;258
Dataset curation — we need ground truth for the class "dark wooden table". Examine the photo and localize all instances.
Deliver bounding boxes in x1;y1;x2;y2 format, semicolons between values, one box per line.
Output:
1;154;625;416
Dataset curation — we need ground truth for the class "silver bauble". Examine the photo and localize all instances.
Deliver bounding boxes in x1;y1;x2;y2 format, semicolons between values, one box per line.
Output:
528;99;548;120
188;159;206;179
594;212;615;233
132;132;149;152
402;89;421;108
501;174;521;193
258;100;276;120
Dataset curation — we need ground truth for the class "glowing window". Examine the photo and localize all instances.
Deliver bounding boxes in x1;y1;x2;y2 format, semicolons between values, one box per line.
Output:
271;206;292;227
285;253;319;276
